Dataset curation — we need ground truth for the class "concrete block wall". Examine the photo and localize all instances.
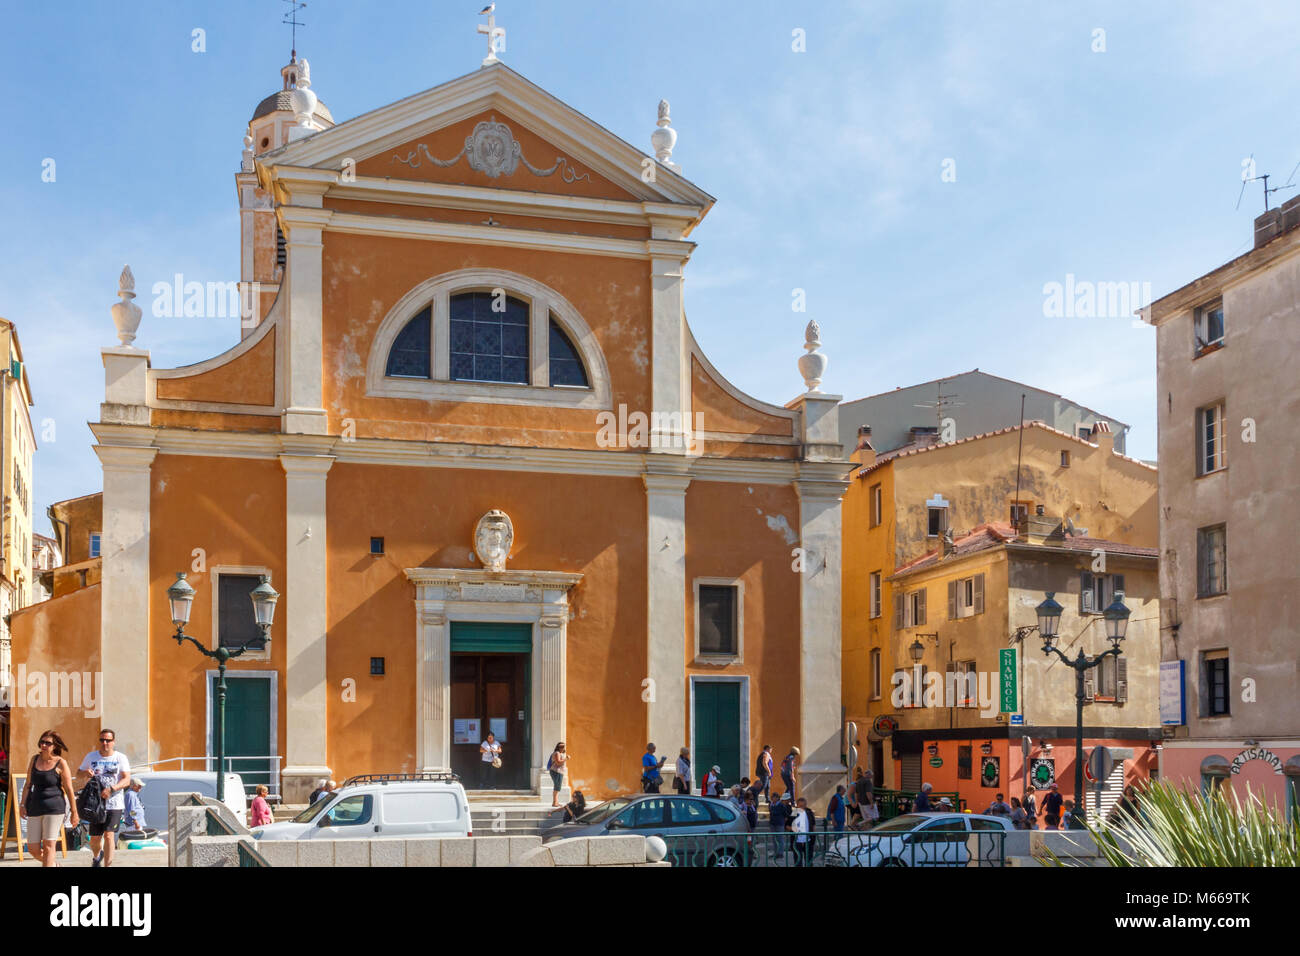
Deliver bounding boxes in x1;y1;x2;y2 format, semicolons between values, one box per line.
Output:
516;835;668;867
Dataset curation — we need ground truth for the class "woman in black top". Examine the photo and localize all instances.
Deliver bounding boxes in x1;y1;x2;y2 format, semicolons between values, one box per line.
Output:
20;730;79;867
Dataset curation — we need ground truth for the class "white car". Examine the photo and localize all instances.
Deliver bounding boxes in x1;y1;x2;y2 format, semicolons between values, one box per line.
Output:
133;770;248;837
251;774;472;841
826;812;1013;867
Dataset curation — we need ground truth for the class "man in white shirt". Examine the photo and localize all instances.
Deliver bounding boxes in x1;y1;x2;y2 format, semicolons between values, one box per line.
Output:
791;796;812;866
76;728;131;868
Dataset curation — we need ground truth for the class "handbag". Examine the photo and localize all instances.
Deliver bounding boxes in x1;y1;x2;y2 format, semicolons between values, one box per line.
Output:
491;756;502;769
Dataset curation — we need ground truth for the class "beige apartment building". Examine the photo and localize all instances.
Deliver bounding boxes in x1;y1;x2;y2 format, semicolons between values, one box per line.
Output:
1141;198;1300;811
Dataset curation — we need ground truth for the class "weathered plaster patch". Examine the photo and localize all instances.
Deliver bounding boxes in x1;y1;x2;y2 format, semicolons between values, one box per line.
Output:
754;507;798;545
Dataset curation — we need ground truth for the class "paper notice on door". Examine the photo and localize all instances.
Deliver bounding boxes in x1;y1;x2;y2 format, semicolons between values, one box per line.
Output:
489;717;507;742
453;719;480;744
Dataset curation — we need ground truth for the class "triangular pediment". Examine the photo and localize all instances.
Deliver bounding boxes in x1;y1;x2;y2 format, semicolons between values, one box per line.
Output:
261;63;712;208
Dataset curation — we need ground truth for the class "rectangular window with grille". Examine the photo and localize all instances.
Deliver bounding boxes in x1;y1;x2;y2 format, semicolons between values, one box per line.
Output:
1203;650;1229;716
1197;525;1227;596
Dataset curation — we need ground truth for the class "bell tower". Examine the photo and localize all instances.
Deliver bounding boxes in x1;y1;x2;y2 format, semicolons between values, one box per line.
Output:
235;51;335;336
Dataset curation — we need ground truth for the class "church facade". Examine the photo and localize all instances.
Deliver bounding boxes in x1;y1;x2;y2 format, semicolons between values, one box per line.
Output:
63;56;848;804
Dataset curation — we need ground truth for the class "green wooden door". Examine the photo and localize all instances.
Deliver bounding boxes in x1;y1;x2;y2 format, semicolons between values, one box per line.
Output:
212;676;272;795
695;681;741;790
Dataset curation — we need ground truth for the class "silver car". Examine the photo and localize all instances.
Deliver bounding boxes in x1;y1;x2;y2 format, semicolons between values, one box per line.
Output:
826;812;1013;867
545;794;752;866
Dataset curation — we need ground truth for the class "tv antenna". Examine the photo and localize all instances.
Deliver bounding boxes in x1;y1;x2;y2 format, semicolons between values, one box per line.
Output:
1236;154;1300;213
913;378;966;427
282;0;307;57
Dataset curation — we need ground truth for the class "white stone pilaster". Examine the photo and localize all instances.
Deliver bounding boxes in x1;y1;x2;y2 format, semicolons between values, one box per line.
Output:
279;450;334;800
650;251;691;450
95;438;157;765
416;608;448;771
279;203;331;435
644;463;690;770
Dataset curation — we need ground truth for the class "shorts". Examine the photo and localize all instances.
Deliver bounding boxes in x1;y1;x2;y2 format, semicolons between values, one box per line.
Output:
29;813;65;842
89;810;124;837
549;770;564;791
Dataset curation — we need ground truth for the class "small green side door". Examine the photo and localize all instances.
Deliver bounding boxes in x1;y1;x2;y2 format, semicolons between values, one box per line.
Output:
212;676;272;795
694;681;741;789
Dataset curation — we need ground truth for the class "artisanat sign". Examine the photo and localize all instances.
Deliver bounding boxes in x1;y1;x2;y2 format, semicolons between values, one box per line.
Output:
1231;747;1284;775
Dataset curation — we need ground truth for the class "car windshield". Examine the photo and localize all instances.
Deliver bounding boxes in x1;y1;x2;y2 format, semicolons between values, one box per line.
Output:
574;798;631;825
870;814;932;833
292;796;336;824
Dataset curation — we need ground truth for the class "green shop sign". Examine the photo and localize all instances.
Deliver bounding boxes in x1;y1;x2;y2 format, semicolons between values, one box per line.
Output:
999;648;1018;713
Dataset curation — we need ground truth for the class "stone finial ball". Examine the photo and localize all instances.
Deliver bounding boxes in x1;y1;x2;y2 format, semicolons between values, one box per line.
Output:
645;835;668;863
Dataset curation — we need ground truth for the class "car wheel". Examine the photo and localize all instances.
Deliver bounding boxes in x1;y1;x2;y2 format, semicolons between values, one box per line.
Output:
709;850;742;867
879;857;906;867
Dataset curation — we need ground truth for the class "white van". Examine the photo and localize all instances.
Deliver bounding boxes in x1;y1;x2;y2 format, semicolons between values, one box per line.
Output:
251;773;471;841
133;770;247;835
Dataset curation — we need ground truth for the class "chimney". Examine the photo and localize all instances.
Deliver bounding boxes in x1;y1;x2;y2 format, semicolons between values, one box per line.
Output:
1254;194;1300;249
1090;420;1116;454
909;425;940;447
850;425;876;467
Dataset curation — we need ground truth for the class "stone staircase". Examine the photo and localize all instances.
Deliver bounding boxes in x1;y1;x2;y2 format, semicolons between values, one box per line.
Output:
466;791;567;837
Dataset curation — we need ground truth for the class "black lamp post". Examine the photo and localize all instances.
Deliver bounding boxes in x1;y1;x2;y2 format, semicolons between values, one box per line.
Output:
168;571;279;804
1037;591;1130;829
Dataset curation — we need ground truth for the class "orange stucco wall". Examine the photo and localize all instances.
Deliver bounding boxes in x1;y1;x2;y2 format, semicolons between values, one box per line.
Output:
684;481;802;765
325;198;651;242
323;462;650;794
147;455;288;765
321;232;651;446
9;584;103;771
154;329;276;406
689;357;796;439
356;109;637;202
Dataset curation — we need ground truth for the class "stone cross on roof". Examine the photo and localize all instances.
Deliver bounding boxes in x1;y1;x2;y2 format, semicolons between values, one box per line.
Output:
477;3;505;66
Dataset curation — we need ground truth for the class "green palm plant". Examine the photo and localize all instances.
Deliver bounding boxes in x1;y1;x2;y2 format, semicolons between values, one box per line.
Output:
1082;779;1299;867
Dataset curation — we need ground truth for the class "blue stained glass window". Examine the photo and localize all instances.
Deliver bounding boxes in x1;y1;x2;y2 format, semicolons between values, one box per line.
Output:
548;317;589;387
449;292;529;384
385;308;431;378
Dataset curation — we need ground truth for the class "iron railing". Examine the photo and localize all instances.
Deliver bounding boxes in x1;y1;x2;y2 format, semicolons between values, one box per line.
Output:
135;755;282;800
665;825;1005;868
870;788;966;820
237;840;271;868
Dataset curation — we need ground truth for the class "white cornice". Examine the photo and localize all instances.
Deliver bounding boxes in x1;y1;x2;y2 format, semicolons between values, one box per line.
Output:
96;426;806;485
323;210;694;262
257;64;714;221
405;567;583;590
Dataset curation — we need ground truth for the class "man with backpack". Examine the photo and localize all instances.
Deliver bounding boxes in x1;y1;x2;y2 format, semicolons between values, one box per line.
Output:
76;728;131;868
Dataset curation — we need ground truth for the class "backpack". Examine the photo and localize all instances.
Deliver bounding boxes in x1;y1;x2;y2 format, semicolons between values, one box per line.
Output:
76;775;108;824
782;755;794;775
546;752;556;772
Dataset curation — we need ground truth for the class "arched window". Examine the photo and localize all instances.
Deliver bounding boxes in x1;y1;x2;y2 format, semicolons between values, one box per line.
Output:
548;316;589;388
385;308;431;378
449;291;530;384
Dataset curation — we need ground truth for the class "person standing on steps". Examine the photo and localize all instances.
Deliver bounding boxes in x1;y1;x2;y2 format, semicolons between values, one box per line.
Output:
641;743;666;793
780;747;800;802
479;732;503;790
674;747;691;795
547;742;570;808
755;744;774;805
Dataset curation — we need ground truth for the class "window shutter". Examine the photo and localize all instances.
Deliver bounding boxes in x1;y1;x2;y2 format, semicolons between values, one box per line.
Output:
1112;574;1125;601
1083;667;1095;702
948;580;957;620
894;592;905;629
916;588;927;626
1080;571;1094;613
973;573;985;615
1116;656;1128;702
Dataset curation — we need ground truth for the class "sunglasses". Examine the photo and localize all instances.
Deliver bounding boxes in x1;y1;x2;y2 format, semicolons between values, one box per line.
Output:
99;738;114;743
39;740;54;747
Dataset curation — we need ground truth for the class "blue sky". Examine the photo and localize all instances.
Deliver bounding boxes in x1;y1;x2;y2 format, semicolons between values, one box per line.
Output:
4;0;1298;529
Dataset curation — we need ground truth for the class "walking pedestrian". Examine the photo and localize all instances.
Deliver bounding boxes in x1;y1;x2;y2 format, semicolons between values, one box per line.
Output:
792;797;814;865
701;764;722;797
985;792;1012;817
19;730;78;867
1042;783;1064;825
674;747;691;795
1023;789;1038;828
640;743;666;793
743;791;758;831
780;747;799;801
826;785;847;831
250;784;273;828
309;778;332;804
479;732;503;789
76;728;130;868
861;792;880;827
755;744;774;805
913;781;934;812
547;742;570;807
1009;796;1029;830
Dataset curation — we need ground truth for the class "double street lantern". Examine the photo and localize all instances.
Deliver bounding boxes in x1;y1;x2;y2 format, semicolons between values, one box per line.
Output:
168;571;280;803
1037;590;1130;829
